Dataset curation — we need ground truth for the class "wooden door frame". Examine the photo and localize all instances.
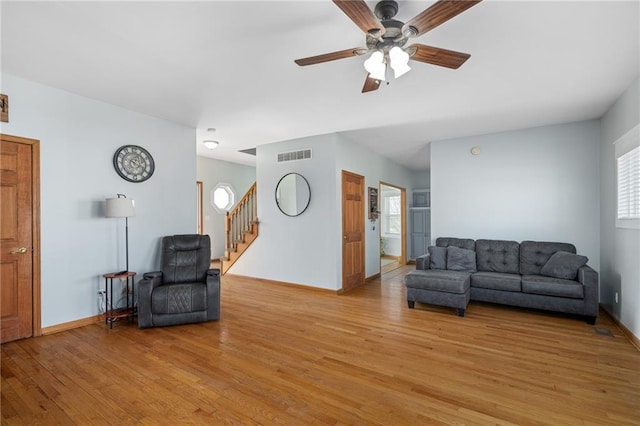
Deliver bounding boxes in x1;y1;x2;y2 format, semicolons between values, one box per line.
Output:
1;133;41;337
196;181;204;235
379;181;407;266
341;170;365;292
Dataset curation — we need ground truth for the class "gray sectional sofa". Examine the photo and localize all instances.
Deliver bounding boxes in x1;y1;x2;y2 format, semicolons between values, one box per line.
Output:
403;237;599;324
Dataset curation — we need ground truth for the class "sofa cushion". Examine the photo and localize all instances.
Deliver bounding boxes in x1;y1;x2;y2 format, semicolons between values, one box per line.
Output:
540;251;588;280
521;275;584;299
520;241;576;276
436;237;475;251
475;239;520;274
428;246;447;270
404;270;470;294
446;246;477;272
471;272;522;292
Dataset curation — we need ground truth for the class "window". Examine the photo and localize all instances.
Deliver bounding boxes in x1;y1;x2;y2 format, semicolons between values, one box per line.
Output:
615;124;640;229
384;195;401;234
211;183;235;213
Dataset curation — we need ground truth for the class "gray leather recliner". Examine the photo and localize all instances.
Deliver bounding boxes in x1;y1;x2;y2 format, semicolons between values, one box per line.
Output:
137;234;220;328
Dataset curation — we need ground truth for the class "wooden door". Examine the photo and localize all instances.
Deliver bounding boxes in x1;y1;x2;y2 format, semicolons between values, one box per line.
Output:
1;134;40;343
342;171;364;291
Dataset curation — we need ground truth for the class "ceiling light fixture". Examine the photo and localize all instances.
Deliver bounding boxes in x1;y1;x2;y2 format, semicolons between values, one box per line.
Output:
203;127;219;149
203;140;219;150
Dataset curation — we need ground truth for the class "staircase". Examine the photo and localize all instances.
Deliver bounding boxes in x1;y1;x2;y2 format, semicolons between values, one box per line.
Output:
221;182;258;274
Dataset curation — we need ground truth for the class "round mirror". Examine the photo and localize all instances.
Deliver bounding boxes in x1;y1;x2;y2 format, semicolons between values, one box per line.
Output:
275;173;311;217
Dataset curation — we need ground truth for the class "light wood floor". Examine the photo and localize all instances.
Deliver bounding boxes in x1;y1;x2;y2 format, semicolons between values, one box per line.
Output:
2;265;639;425
381;256;401;274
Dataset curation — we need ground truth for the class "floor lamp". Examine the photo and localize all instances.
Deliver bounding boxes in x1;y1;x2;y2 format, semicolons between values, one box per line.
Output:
105;194;135;272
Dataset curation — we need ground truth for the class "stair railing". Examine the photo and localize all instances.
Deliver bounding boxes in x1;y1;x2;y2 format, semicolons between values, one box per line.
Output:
225;182;257;258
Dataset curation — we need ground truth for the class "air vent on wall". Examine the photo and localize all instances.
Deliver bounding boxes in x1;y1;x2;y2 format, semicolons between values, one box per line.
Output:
277;148;312;162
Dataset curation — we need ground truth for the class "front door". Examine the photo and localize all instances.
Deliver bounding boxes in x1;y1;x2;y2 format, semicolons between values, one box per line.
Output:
1;134;39;343
341;171;364;291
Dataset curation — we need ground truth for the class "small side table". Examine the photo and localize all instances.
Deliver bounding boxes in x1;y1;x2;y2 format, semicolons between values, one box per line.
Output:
102;271;136;328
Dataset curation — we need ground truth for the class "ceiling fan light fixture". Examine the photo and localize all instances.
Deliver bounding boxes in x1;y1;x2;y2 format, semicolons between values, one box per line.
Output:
403;26;418;39
389;46;411;78
203;140;219;150
364;50;386;81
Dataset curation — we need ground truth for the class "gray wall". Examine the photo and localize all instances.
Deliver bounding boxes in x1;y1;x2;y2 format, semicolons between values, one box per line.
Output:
600;77;640;336
230;133;413;289
230;133;339;289
336;135;413;279
431;120;601;271
1;74;196;327
196;156;255;258
411;170;430;190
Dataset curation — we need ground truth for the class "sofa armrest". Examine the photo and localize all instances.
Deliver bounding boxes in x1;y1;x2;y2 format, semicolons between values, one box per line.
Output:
206;269;221;321
416;254;431;270
137;271;163;329
578;265;599;317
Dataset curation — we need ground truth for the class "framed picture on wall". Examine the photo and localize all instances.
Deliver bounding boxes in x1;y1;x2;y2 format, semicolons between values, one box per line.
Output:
368;187;379;220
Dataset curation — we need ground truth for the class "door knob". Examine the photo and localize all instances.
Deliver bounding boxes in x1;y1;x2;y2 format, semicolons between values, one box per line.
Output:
10;247;28;254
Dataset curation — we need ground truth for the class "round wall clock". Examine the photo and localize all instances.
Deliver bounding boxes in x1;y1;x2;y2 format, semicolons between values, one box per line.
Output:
113;145;155;182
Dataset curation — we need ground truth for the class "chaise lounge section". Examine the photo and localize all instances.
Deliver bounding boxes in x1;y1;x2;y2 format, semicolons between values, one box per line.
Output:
404;238;599;324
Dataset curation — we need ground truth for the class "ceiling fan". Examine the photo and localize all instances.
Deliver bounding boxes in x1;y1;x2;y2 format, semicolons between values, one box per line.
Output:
294;0;482;93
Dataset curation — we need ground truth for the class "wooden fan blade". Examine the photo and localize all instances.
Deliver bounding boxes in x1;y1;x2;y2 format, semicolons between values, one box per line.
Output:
404;0;482;38
409;44;471;69
333;0;385;36
295;48;361;66
362;73;382;93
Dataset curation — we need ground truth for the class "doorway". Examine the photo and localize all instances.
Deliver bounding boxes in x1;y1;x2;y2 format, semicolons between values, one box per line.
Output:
1;134;41;343
379;182;406;274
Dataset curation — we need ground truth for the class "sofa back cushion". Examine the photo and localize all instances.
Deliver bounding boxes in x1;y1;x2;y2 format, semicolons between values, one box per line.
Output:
520;241;576;276
436;237;475;251
475;239;520;274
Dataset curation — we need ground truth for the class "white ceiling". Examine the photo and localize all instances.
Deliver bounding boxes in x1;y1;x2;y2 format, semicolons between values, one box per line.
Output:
2;1;639;171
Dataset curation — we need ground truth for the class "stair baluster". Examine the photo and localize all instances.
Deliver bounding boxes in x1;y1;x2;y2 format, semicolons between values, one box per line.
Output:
222;183;258;274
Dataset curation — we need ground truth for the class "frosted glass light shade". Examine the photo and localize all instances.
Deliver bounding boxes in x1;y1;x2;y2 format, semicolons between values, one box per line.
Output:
203;140;219;149
389;46;411;78
364;51;386;81
106;197;135;218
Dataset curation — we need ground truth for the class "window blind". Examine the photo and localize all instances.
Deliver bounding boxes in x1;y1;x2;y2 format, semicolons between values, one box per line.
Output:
617;145;640;220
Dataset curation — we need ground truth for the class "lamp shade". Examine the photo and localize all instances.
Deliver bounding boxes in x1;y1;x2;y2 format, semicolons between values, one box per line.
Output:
105;197;135;218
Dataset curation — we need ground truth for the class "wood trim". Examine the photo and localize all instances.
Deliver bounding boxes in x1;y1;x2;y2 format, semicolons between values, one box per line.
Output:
379;181;407;266
196;181;203;235
400;187;406;265
600;305;640;352
42;315;102;335
0;94;8;123
0;133;41;337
